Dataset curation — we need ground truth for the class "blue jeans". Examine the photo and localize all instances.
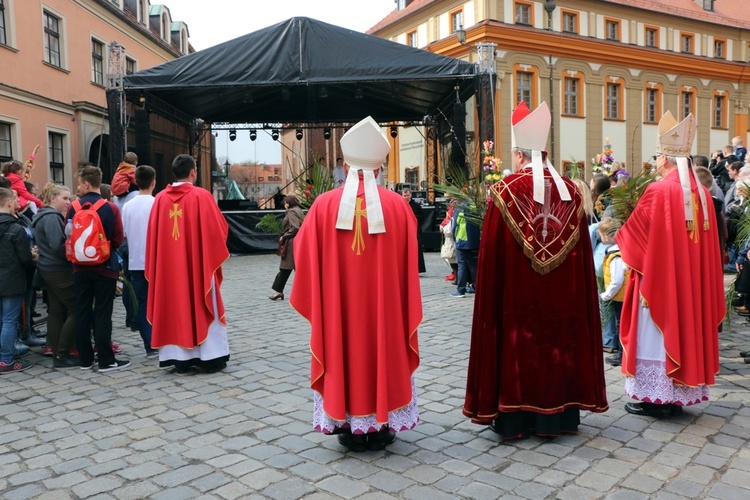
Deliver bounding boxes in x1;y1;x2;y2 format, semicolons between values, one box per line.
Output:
130;271;153;354
456;248;478;294
1;295;24;364
601;300;623;350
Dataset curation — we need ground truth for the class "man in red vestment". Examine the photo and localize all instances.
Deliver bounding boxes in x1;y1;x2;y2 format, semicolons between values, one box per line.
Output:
290;116;422;452
145;154;230;374
463;102;608;439
617;112;724;419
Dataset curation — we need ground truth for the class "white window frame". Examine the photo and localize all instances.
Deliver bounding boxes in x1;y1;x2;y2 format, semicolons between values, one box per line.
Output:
42;6;67;70
91;36;106;86
47;127;70;184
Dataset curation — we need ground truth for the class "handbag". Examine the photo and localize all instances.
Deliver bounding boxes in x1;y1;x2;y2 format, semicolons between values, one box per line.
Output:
736;260;750;294
276;239;287;258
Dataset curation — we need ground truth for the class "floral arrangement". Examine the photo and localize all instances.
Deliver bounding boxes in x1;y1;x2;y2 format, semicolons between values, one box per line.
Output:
432;139;504;230
24;145;42;180
591;137;615;175
294;157;334;209
481;140;503;203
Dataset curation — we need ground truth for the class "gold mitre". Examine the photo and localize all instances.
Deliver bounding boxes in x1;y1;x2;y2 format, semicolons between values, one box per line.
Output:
656;111;695;157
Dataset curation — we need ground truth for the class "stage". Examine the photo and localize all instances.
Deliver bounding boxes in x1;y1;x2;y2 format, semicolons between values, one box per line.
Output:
223;206;441;254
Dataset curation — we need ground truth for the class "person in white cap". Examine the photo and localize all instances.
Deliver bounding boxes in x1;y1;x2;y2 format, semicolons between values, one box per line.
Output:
290;116;422;452
463;101;608;439
616;111;724;419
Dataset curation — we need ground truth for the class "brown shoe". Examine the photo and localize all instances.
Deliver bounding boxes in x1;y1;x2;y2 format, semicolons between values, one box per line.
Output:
268;292;284;301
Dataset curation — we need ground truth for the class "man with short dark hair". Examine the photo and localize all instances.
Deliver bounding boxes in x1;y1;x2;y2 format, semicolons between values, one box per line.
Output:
146;154;230;373
121;165;157;358
67;165;127;372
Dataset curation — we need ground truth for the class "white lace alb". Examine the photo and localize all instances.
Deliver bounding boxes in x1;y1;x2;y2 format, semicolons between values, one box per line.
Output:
313;378;419;434
625;358;709;406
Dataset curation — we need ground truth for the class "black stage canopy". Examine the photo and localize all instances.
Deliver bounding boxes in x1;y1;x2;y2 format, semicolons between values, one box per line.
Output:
123;17;477;124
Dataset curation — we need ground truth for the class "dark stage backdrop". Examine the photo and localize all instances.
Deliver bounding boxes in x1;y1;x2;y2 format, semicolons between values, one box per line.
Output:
223;206;440;254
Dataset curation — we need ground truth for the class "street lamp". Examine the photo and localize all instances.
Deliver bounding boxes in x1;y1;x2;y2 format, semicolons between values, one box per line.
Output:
544;0;557;164
223;159;230;174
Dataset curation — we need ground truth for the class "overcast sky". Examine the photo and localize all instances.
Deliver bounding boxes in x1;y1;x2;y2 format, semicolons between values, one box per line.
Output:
165;0;397;165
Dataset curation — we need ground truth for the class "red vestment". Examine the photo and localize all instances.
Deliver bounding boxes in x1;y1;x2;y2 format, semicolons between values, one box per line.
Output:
146;183;229;349
464;169;608;424
290;185;421;425
616;169;724;386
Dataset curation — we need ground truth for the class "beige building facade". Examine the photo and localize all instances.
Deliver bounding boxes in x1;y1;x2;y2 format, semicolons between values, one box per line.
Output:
371;0;750;179
0;0;192;189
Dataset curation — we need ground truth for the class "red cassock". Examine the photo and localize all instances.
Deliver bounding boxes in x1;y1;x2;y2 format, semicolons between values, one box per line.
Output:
290;185;422;425
616;169;724;386
463;169;609;424
145;183;229;349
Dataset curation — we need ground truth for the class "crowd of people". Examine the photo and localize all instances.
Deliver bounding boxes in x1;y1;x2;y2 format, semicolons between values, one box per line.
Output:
0;109;733;455
0;152;230;375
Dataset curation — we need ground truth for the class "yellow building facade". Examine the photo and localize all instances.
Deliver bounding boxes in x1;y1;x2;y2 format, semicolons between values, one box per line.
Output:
371;0;750;178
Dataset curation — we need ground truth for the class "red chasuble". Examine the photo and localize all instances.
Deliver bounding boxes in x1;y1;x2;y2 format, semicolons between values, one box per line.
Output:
616;169;724;386
145;183;229;349
290;185;421;424
463;169;608;424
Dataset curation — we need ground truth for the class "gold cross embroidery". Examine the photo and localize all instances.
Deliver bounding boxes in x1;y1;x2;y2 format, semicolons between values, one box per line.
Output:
689;193;700;244
169;203;183;240
351;197;367;255
671;131;680;140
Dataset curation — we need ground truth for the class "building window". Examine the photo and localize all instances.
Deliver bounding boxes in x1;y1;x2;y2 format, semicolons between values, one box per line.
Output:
0;0;7;46
713;94;726;129
450;9;463;33
405;167;419;186
49;132;65;183
44;11;62;67
605;19;620;41
397;0;406;10
680;88;696;120
714;38;725;59
0;122;12;162
407;29;417;47
645;27;658;48
644;86;661;124
516;72;533;109
703;0;714;11
681;33;694;53
126;57;136;75
515;1;532;26
562;10;578;34
563;77;581;116
606;80;623;120
91;39;104;85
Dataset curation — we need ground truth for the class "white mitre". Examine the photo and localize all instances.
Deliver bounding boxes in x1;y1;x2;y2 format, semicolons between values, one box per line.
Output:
336;116;390;234
656;111;708;231
511;101;570;204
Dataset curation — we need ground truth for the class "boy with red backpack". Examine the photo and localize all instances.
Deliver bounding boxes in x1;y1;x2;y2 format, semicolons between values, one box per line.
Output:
66;165;127;372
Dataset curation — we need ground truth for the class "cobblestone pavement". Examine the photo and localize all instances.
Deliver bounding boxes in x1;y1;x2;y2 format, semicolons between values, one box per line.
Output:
1;252;749;499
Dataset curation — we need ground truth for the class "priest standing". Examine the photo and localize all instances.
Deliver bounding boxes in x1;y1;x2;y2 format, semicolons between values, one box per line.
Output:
291;117;422;452
146;154;230;374
616;112;724;419
463;102;608;439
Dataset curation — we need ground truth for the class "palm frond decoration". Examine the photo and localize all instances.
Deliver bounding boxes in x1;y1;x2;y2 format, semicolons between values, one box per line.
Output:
605;171;656;222
255;214;283;234
295;157;334;209
431;162;489;230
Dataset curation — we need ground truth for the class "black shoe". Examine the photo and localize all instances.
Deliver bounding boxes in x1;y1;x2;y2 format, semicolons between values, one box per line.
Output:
337;431;368;452
203;360;227;374
367;427;396;451
21;334;46;347
53;355;81;368
745;357;750;364
740;350;750;358
605;352;622;367
99;359;131;373
625;402;682;419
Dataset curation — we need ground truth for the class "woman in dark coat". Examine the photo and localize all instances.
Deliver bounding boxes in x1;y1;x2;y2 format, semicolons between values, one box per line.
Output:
269;195;304;300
